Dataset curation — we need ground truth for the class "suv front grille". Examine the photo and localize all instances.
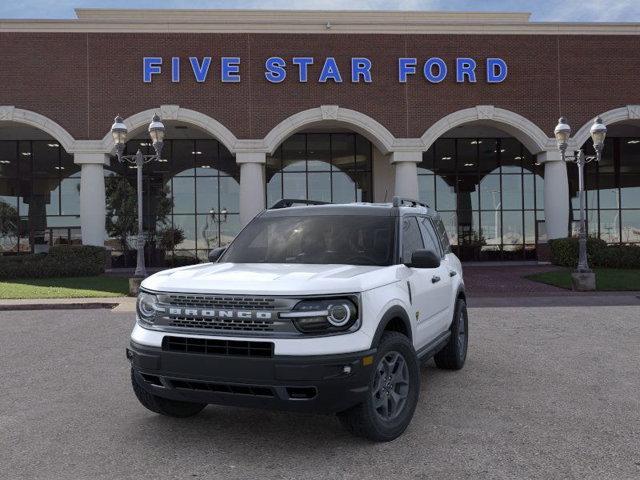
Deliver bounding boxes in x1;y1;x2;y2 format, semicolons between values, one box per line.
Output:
152;293;300;336
167;316;275;332
163;294;277;310
162;336;274;357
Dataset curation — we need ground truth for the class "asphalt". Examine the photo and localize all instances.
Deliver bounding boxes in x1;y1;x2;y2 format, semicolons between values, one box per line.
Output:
1;306;639;480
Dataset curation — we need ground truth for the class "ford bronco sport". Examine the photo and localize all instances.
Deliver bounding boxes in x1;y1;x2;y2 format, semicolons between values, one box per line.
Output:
127;197;468;441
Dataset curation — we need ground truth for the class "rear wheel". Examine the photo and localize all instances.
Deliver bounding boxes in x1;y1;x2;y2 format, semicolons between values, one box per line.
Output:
131;369;206;418
434;298;468;370
337;332;420;442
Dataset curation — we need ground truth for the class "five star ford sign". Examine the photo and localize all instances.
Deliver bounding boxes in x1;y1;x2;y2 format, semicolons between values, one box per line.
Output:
142;56;508;84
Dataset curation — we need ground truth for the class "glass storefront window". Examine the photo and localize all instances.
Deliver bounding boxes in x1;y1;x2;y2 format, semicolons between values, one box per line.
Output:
570;136;640;244
419;137;542;260
0;140;80;253
107;138;239;267
266;133;373;206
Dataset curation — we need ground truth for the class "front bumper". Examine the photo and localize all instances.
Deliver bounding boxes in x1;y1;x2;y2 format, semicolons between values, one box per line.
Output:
128;341;376;414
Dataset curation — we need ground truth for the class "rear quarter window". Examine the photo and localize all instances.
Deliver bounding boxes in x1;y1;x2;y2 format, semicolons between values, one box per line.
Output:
434;216;451;254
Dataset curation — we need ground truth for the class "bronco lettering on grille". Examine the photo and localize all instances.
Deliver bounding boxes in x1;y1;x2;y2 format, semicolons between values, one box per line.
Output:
167;308;273;320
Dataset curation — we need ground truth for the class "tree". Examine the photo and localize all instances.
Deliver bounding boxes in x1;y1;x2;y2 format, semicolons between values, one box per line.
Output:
105;176;173;252
0;200;19;251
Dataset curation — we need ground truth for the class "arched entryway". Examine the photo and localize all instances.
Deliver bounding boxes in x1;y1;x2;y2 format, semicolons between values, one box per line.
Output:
419;107;551;261
263;106;396;208
105;121;240;267
570;107;640;245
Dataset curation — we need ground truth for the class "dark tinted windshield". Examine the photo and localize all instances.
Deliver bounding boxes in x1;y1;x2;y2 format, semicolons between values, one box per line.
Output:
221;215;396;266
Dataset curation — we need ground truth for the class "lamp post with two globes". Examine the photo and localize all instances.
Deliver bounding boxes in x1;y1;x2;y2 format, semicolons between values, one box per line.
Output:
553;116;607;289
110;114;165;278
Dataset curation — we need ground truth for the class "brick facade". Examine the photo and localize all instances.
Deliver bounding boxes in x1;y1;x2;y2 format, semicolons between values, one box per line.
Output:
1;32;638;141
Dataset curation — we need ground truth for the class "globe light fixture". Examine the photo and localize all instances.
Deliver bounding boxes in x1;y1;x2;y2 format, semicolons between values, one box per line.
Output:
589;116;607;154
554;117;571;156
110;115;128;156
148;114;165;156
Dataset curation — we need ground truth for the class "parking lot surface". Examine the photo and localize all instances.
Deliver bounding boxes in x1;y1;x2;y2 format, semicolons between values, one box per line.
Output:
1;306;639;480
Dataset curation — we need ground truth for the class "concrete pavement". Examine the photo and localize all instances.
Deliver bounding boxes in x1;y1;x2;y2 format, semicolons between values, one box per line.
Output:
1;306;639;479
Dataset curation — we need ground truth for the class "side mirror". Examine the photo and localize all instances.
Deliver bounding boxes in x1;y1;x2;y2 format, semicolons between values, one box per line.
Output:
208;247;226;263
406;249;440;269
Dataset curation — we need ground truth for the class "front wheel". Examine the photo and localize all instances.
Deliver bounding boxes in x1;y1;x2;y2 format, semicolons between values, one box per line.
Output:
434;298;468;370
337;332;420;442
131;369;206;418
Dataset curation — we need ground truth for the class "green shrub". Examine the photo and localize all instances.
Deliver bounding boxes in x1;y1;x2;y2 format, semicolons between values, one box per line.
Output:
549;237;640;269
0;245;107;280
165;254;200;268
596;245;640;269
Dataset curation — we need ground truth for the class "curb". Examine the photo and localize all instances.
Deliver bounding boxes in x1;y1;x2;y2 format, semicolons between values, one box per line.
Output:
0;302;121;311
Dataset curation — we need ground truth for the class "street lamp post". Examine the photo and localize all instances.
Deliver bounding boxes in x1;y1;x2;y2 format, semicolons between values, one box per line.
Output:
553;116;607;289
111;114;165;278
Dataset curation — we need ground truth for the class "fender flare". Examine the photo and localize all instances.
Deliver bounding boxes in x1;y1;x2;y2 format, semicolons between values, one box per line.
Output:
447;284;467;329
371;305;413;347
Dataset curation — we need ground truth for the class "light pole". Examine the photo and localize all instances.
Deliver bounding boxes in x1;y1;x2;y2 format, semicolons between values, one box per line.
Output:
553;116;607;288
202;207;227;250
111;114;165;278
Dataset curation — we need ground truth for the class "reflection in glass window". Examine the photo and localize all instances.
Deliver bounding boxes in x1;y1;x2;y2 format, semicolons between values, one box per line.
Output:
266;133;372;206
419;137;543;260
570;136;640;244
0;140;80;253
106;138;239;266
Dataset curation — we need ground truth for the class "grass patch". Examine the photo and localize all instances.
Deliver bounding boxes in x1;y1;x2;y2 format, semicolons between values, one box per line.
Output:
0;276;129;299
526;268;640;291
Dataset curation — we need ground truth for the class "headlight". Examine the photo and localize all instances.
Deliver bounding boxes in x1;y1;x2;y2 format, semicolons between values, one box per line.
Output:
281;297;359;334
136;291;159;325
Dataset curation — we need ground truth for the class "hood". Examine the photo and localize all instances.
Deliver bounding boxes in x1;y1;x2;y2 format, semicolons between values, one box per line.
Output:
141;262;400;295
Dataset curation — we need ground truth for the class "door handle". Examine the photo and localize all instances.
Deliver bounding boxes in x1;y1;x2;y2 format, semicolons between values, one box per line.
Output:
449;270;457;277
431;275;441;284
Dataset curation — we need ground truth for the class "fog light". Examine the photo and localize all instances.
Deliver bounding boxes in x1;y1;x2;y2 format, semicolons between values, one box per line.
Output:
362;355;374;366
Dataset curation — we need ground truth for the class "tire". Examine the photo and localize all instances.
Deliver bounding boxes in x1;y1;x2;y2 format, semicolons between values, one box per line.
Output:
434;298;468;370
131;369;206;418
337;332;420;442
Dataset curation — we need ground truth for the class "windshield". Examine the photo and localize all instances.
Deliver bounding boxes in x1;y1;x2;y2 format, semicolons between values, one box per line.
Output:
221;215;396;266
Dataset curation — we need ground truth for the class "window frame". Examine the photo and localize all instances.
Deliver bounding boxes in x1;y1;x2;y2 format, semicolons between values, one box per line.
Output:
399;215;425;265
418;216;445;258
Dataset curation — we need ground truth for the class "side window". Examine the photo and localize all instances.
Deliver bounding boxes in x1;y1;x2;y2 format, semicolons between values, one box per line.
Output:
419;217;443;257
434;217;451;254
401;217;424;264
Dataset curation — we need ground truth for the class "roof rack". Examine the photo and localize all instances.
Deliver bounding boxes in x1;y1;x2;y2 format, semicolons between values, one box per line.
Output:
392;196;429;209
270;198;331;209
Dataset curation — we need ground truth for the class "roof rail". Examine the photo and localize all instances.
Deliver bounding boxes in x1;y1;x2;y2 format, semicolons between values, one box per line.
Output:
270;198;330;209
391;196;429;209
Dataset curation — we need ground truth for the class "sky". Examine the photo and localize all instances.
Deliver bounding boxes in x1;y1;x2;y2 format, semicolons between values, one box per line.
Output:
0;0;639;22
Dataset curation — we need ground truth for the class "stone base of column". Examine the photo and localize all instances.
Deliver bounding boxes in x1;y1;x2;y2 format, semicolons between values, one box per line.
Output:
129;277;144;296
571;271;596;291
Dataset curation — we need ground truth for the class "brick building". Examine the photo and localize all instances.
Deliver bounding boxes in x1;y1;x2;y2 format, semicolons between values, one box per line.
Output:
0;9;638;264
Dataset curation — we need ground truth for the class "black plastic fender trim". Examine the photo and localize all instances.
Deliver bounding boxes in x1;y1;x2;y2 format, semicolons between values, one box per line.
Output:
370;305;413;347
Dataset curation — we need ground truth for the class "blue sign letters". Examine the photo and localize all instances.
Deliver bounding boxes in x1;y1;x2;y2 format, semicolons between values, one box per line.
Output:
144;55;508;84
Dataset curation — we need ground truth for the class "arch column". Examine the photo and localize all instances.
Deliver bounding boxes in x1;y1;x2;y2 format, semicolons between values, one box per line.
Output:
75;153;109;246
538;151;569;240
237;152;266;226
391;150;422;199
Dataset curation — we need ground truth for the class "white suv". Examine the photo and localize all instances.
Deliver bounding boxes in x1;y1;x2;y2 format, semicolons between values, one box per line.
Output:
127;197;468;441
